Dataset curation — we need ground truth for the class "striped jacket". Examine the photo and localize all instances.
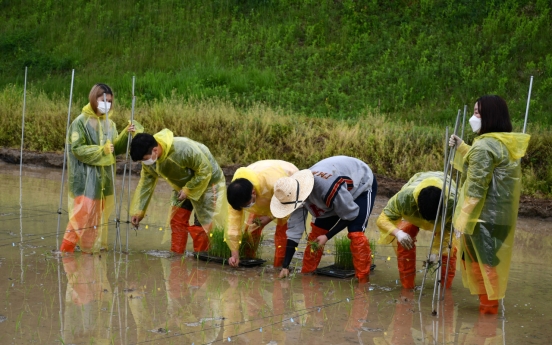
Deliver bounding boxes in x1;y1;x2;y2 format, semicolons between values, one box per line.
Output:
287;156;374;242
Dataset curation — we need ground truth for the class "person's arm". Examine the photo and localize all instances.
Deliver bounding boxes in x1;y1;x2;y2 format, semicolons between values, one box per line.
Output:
172;144;212;201
454;145;494;234
281;208;308;270
70;120;115;167
129;165;159;224
113;120;144;155
226;207;244;267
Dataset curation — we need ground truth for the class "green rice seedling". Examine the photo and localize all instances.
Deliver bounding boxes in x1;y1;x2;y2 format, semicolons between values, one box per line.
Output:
207;227;232;259
334;236;354;270
307;240;323;254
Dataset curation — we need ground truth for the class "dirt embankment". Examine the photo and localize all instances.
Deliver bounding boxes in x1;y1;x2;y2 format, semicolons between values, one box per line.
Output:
1;148;550;218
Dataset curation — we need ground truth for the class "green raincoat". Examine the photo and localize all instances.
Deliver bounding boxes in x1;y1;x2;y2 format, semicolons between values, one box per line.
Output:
130;129;226;235
377;171;456;254
453;132;530;299
66;103;143;252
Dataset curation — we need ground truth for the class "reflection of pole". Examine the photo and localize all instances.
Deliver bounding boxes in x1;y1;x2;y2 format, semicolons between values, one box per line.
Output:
19;67;28;283
104;93;121;252
57;257;64;343
442;105;467;294
523;76;533;134
56;69;75;249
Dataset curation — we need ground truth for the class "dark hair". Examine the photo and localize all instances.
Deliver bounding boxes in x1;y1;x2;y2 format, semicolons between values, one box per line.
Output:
227;178;254;211
130;133;158;161
477;95;513;134
417;186;442;221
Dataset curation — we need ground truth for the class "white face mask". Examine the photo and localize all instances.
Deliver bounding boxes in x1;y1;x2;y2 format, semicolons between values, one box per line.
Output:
142;152;157;166
97;101;111;114
469;115;481;133
243;201;255;209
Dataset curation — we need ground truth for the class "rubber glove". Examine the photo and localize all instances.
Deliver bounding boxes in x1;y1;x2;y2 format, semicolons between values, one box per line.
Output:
449;134;463;148
395;229;414;250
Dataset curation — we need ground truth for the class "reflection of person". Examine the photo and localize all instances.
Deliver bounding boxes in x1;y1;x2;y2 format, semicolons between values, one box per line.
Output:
271;156;377;283
449;95;530;314
129;130;226;254
60;83;142;253
376;172;457;289
226;160;298;267
62;255;112;343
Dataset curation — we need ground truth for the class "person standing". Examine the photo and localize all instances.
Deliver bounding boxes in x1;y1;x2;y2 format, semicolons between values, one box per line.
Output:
449;95;530;314
271;156;377;283
60;83;142;253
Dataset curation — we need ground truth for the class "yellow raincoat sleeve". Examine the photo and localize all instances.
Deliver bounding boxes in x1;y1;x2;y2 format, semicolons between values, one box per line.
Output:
70;120;115;166
452;142;471;172
376;193;404;245
113;121;144;155
130;165;159;218
226;206;244;252
171;146;213;201
453;144;493;235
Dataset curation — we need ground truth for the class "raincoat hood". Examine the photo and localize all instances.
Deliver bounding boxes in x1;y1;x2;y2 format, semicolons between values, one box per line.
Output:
477;133;530;160
153;129;174;162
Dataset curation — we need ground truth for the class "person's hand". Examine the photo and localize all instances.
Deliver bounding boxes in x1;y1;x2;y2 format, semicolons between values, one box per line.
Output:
454;228;462;238
127;124;136;133
279;268;290;279
228;251;240;267
395;229;414;250
177;190;187;201
315;234;329;246
104;143;114;154
131;215;143;228
449;134;463;148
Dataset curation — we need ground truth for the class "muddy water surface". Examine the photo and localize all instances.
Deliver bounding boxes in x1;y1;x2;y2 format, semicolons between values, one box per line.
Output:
0;162;550;344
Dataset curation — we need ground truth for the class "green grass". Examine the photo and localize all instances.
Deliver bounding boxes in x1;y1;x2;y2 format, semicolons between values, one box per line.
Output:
334;236;353;270
207;227;263;259
1;0;551;124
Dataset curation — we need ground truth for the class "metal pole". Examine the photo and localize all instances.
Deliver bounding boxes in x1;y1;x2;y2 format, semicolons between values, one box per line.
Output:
127;76;136;252
418;127;449;304
523;76;533;134
19;67;28;283
105;93;121;252
442;104;467;294
55;69;75;250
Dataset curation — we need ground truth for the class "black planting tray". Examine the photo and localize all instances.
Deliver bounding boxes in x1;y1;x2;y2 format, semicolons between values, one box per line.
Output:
193;252;266;267
315;263;376;279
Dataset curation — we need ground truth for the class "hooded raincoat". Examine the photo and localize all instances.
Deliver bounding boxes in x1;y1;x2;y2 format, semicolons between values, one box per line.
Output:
65;103;143;252
226;160;298;252
130;129;226;236
377;171;456;254
453;132;530;300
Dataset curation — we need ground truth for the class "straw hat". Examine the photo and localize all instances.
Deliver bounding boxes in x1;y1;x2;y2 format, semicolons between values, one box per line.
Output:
270;169;315;218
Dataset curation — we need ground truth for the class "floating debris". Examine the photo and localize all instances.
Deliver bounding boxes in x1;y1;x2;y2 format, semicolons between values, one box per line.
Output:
144;250;172;258
361;327;383;332
0;315;6;323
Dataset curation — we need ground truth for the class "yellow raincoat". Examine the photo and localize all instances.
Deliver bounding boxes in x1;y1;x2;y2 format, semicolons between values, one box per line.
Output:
65;103;143;252
453;132;530;300
377;171;456;253
130;129;226;233
226;160;298;252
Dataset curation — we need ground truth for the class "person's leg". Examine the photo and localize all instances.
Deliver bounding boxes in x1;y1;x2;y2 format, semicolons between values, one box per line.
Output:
441;247;457;289
346;184;377;283
301;221;331;273
242;213;264;259
170;200;193;254
395;221;420;289
61;196;100;253
274;218;288;267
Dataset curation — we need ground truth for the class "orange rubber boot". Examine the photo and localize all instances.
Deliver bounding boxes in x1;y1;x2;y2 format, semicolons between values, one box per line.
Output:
301;223;327;273
396;221;419;289
348;232;372;283
273;220;288;267
170;208;192;254
188;225;209;252
60;239;76;253
479;294;499;314
470;261;499;314
441;247;457;289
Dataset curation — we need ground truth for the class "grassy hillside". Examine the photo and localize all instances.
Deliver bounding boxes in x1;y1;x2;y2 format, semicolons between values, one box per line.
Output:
1;0;551;124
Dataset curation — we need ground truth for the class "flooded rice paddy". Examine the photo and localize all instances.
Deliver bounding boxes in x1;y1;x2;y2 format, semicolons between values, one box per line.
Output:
0;161;550;344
